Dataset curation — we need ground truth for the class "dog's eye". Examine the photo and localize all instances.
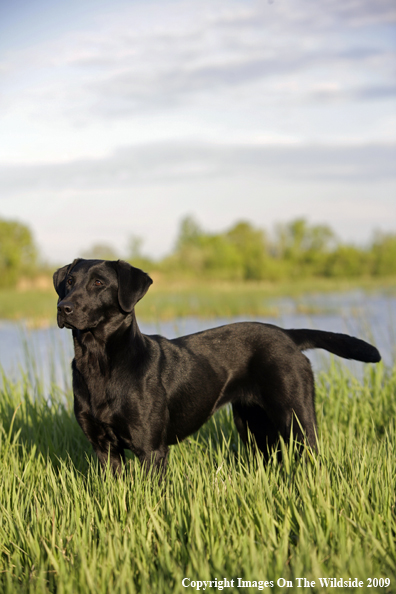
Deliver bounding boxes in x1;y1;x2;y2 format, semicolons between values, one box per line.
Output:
67;278;73;286
94;280;103;286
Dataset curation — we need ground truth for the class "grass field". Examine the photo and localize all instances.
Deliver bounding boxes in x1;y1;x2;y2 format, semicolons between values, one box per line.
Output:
1;276;396;325
0;356;395;593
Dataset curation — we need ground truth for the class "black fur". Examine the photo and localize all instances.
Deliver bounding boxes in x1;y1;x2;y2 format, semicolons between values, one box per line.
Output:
54;259;381;476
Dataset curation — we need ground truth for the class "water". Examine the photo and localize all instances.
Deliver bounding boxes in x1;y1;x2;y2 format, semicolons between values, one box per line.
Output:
0;290;394;392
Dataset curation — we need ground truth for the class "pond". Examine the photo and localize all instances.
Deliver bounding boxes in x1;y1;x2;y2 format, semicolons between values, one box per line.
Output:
0;289;394;392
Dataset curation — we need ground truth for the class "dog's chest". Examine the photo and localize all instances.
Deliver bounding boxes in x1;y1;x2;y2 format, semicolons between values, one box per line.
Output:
74;350;135;423
74;349;112;413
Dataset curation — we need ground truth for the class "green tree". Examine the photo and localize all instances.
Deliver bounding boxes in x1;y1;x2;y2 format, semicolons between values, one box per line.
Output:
167;216;206;275
274;218;336;276
175;216;203;250
276;219;335;258
81;242;119;260
162;216;396;282
226;221;268;280
0;219;38;287
371;232;396;276
323;245;371;277
126;235;153;270
168;216;243;279
198;234;243;279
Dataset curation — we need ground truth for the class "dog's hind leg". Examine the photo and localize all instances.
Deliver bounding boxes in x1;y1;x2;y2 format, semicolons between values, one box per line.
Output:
232;403;249;445
287;401;318;453
233;403;281;462
233;401;317;462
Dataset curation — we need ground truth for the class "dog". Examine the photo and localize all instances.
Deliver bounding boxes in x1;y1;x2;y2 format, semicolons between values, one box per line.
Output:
54;258;381;476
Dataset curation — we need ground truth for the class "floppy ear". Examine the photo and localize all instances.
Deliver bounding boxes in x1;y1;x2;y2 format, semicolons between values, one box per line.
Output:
53;258;81;298
116;260;153;313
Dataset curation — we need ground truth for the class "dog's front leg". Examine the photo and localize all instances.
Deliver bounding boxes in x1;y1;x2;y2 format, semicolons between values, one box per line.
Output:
91;424;126;476
138;447;169;482
74;399;126;475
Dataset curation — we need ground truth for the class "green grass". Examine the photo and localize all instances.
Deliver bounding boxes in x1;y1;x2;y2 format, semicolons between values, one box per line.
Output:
0;289;57;326
0;358;395;593
1;276;396;325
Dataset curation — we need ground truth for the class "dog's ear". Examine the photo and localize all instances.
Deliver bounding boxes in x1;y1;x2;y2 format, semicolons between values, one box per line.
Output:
53;258;81;298
115;260;153;313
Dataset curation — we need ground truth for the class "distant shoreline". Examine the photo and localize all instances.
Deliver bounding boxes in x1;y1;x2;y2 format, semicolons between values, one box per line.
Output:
0;276;395;327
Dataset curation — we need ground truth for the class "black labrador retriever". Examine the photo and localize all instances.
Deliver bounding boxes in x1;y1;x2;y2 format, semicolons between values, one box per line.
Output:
54;258;381;476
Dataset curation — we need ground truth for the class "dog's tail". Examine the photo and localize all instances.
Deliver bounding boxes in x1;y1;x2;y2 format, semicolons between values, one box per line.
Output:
285;328;381;363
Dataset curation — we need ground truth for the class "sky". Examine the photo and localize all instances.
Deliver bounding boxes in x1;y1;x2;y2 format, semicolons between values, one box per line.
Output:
0;0;395;264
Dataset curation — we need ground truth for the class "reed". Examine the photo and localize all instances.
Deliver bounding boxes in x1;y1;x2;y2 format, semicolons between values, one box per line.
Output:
0;352;395;593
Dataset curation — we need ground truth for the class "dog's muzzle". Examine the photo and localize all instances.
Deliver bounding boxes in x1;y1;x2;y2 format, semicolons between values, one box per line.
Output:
57;300;74;328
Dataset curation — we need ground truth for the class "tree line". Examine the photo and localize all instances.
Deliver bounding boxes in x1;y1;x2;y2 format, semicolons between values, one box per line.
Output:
0;219;38;288
1;216;396;288
156;216;396;281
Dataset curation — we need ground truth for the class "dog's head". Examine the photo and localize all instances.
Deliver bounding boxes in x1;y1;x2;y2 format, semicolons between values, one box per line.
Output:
53;259;152;330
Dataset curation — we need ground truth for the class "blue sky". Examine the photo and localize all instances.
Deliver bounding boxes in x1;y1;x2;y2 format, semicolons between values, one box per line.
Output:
1;0;395;263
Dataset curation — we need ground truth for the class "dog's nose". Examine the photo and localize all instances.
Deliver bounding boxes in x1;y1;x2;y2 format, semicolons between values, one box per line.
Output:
58;302;73;315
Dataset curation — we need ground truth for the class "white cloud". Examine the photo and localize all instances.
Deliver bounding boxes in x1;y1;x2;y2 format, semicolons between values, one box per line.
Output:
0;0;395;261
1;0;395;123
1;141;395;194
